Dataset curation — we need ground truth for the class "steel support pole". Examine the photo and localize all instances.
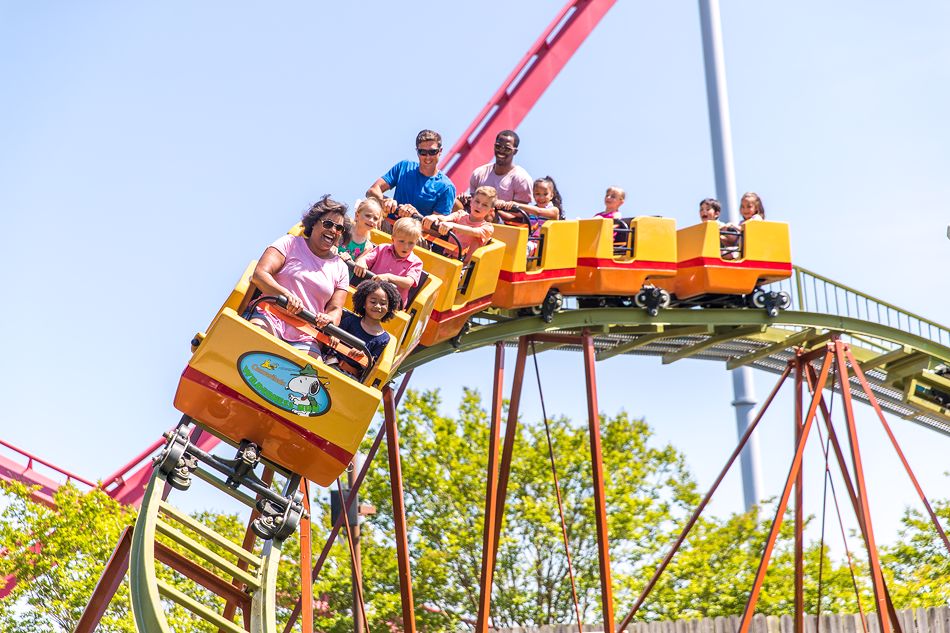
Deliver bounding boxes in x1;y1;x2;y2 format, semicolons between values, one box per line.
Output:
582;330;615;632
476;343;506;633
699;0;761;511
384;386;417;633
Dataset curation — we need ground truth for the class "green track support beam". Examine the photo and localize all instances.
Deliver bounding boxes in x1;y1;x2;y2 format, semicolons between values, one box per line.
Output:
156;580;245;633
154;519;260;590
596;326;712;362
726;328;817;370
858;345;913;374
662;325;765;365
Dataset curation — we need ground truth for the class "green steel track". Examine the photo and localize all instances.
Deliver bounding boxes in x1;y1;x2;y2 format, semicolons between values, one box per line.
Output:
401;303;950;436
129;469;284;633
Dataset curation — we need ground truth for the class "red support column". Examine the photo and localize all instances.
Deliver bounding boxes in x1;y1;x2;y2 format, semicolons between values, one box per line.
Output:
384;386;417;633
803;365;902;633
282;423;390;633
738;346;834;633
803;371;869;633
794;358;805;633
476;343;506;633
582;329;615;632
834;344;891;633
491;337;530;563
74;526;133;633
845;347;950;555
300;479;313;633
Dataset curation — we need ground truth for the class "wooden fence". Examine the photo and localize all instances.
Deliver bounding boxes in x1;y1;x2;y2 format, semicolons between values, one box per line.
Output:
497;607;950;633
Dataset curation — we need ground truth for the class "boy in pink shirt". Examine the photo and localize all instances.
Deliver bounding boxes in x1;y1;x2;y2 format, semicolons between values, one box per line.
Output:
354;217;424;307
424;185;495;262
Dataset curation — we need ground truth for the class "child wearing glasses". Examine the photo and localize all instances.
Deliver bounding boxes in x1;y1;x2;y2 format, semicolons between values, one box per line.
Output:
338;198;382;263
424;185;496;262
249;196;351;358
353;217;424;308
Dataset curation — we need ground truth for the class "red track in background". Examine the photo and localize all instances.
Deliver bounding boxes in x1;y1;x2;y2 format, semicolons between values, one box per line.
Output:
440;0;616;190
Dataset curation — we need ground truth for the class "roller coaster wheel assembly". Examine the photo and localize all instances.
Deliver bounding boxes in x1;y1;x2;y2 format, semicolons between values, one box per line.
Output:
154;428;197;491
540;289;563;323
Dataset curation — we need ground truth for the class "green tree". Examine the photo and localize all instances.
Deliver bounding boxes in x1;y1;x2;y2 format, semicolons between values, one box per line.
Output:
881;497;950;607
0;481;136;632
0;479;330;632
640;505;873;620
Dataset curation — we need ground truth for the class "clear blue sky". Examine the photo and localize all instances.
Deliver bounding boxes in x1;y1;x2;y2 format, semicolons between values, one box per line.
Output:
2;2;949;549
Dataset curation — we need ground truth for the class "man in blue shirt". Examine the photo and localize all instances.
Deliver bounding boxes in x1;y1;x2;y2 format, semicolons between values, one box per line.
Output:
366;129;457;221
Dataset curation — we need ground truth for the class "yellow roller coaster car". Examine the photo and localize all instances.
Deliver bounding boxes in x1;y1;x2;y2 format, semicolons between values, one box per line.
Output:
656;220;792;314
559;217;677;313
490;214;579;317
371;228;506;346
174;264;385;486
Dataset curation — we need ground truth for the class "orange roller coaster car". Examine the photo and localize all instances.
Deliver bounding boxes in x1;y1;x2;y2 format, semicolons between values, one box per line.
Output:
372;228;506;346
491;217;579;321
656;220;792;315
175;267;386;486
559;216;678;314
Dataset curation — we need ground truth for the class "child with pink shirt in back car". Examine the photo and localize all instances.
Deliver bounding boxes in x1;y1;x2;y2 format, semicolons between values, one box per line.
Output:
594;186;625;220
353;216;424;308
424;185;496;262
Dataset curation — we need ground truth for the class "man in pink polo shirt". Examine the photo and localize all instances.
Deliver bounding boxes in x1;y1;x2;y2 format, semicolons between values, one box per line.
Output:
456;130;533;211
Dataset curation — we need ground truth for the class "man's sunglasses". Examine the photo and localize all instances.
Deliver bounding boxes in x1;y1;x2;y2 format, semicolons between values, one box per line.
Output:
494;142;515;152
321;219;345;233
416;147;442;157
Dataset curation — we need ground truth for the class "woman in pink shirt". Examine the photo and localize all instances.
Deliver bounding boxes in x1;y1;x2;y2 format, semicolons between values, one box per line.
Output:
249;195;350;357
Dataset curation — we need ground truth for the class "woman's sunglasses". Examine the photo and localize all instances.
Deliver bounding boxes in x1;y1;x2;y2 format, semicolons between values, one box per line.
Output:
321;219;345;233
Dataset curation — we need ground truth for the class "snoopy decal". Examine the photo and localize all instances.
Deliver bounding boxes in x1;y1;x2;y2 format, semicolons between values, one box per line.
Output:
287;364;324;407
238;353;333;417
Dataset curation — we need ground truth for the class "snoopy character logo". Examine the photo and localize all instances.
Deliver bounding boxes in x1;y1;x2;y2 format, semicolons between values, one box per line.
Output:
287;364;329;410
237;353;332;417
